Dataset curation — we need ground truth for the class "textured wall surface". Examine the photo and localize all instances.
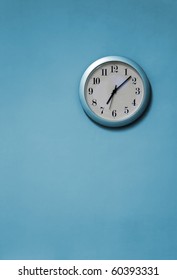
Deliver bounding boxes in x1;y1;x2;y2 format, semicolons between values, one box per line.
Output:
0;0;177;259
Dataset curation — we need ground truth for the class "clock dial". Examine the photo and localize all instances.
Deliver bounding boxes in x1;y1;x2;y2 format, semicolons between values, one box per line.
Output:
79;56;150;127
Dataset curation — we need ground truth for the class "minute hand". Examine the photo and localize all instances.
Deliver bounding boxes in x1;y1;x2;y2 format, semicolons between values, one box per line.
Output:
106;75;131;105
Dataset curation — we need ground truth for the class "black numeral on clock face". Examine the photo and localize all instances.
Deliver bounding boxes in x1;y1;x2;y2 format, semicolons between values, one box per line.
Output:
135;87;141;94
124;106;129;114
111;65;118;73
93;77;100;84
88;88;93;94
101;69;108;76
100;107;104;114
112;110;117;117
92;99;97;106
132;99;136;106
132;77;137;84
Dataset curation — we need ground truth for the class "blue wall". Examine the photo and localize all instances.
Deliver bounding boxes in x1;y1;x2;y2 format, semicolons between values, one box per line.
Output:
0;0;177;259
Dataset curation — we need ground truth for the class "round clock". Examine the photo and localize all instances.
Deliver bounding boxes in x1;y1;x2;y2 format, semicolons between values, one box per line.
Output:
79;56;151;127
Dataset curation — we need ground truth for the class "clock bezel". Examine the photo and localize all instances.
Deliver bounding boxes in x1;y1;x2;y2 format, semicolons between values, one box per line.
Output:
79;56;151;127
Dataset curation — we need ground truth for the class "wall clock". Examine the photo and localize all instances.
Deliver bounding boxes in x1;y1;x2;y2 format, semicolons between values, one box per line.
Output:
79;56;151;127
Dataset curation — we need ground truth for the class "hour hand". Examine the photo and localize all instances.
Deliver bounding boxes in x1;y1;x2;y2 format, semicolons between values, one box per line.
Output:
106;85;118;105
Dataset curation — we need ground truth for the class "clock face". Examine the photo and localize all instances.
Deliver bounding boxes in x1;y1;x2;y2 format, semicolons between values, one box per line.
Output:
79;56;150;127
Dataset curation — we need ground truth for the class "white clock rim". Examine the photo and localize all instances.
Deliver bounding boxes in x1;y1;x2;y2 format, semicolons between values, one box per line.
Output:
79;56;151;127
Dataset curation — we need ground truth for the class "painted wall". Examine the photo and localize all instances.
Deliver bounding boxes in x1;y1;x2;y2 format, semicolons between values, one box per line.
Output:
0;0;177;259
